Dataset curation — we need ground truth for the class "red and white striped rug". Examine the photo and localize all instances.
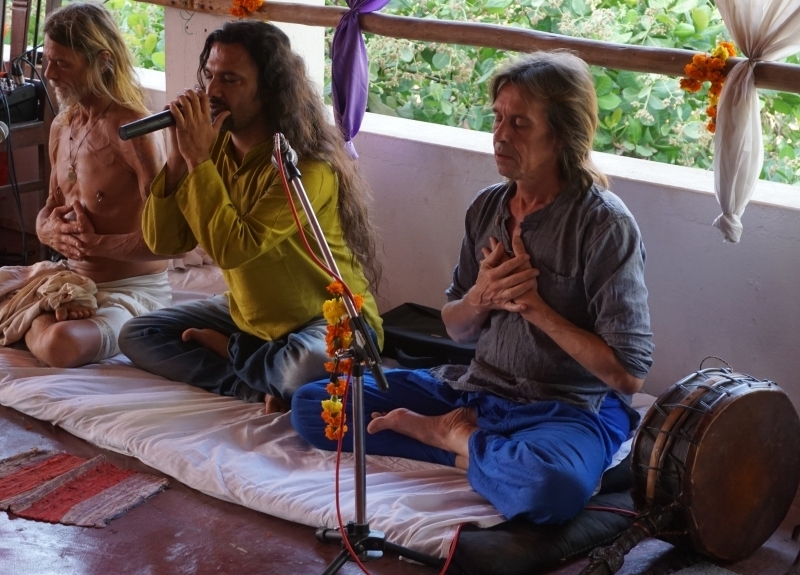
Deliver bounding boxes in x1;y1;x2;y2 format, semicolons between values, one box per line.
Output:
0;449;168;527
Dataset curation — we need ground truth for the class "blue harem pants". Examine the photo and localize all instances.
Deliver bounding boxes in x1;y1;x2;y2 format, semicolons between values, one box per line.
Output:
291;368;632;525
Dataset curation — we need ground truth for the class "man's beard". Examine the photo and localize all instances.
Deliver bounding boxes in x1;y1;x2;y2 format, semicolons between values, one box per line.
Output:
54;85;88;111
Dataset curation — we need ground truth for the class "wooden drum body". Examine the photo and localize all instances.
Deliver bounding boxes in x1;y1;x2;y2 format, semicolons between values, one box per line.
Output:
631;368;800;561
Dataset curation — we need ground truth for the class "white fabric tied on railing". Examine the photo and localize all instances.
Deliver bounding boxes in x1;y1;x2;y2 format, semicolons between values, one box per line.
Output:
713;0;800;243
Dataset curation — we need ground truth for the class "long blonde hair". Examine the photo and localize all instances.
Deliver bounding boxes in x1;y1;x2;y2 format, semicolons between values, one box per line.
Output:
44;2;147;116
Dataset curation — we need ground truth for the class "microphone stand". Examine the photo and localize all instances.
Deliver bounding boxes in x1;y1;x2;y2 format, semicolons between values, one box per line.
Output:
272;134;444;574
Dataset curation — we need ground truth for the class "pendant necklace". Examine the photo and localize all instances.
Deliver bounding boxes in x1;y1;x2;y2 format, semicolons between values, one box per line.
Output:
68;102;113;184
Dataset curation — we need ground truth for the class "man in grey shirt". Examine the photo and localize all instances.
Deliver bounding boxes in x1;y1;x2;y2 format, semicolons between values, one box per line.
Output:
292;51;654;525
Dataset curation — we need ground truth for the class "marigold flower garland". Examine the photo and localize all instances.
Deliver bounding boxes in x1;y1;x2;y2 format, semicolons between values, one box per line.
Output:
230;0;263;18
679;41;737;134
321;280;364;441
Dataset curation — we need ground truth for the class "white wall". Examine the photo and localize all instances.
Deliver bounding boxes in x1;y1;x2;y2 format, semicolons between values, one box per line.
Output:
354;112;800;408
164;6;325;98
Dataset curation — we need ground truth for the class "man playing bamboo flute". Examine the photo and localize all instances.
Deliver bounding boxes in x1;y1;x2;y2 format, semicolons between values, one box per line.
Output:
292;51;654;524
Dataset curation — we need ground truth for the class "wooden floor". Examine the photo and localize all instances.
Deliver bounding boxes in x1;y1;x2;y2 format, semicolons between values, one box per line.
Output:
1;402;799;575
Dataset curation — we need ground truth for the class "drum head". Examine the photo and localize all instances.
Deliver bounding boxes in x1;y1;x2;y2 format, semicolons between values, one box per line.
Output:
686;389;800;560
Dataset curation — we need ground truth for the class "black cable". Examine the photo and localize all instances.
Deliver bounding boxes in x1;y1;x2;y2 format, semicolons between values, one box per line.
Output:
18;57;57;117
0;89;29;265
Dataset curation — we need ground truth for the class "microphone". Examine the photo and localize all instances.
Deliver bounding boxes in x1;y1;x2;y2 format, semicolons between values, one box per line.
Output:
118;110;175;141
0;121;8;144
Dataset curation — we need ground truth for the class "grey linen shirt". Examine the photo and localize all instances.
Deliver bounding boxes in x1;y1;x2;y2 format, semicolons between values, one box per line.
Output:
433;182;654;414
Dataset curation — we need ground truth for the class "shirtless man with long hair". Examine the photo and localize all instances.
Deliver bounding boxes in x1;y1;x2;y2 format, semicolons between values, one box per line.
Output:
26;2;168;367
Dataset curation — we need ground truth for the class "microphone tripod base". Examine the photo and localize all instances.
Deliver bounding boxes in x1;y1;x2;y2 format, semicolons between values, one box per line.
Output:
316;522;444;574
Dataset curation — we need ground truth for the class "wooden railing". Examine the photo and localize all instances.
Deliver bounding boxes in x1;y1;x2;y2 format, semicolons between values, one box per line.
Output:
141;0;800;94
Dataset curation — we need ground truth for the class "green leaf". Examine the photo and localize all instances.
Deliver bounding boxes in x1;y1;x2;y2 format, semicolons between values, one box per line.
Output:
485;0;513;12
674;22;696;40
622;141;635;151
627;119;643;143
691;7;710;32
143;33;158;55
636;144;655;157
151;51;165;70
648;97;666;110
625;9;639;24
441;100;453;115
683;121;704;140
594;130;613;146
772;98;793;115
595;74;614;96
779;145;795;159
597;93;622;110
656;14;677;26
467;108;483;130
610;108;623;127
400;47;414;63
571;0;588;16
431;52;450;71
671;0;698;13
367;92;398;117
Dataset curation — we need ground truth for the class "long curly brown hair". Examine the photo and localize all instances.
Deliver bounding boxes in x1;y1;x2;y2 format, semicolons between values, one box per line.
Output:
198;21;381;292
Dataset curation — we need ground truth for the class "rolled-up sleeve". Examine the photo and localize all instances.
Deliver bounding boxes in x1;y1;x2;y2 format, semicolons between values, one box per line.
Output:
584;216;654;379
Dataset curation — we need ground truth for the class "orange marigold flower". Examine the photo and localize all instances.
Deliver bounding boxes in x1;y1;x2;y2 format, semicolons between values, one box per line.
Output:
326;281;345;296
706;71;724;84
339;358;353;373
691;53;708;67
325;426;340;440
230;5;248;16
353;294;364;312
679;78;703;93
720;41;737;58
707;120;716;133
708;83;722;98
684;64;706;82
706;105;717;119
324;361;337;373
706;57;725;71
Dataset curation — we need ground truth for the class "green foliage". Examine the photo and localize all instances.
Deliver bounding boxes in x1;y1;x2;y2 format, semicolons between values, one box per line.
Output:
325;0;800;185
104;0;165;71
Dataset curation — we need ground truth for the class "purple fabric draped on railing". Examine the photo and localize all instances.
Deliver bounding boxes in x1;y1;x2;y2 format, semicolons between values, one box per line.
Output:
330;0;391;159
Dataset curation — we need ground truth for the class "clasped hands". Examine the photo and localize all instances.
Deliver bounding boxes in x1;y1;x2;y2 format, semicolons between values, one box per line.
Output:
465;235;542;316
166;88;230;172
39;200;98;261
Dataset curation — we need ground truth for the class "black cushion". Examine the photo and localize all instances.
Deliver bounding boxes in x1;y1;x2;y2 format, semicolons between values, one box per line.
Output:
449;454;635;575
451;491;635;575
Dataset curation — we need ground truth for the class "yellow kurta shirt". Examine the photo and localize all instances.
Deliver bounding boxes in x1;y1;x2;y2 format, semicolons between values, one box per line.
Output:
142;132;383;347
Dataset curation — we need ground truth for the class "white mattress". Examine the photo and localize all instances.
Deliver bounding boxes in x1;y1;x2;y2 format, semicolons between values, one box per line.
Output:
0;264;654;558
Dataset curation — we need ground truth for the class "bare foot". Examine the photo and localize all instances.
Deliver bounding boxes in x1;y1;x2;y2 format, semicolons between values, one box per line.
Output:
182;328;229;359
367;407;479;469
265;395;290;414
54;303;95;322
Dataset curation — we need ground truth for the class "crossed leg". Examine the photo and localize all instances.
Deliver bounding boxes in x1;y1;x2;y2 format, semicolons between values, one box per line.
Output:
182;327;290;414
368;407;478;469
24;306;102;368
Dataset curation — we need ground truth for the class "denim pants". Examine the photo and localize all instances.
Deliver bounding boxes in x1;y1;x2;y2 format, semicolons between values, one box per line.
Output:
118;294;330;402
291;368;631;524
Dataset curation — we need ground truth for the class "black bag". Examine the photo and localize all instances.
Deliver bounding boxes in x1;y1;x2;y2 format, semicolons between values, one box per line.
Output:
380;303;476;369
